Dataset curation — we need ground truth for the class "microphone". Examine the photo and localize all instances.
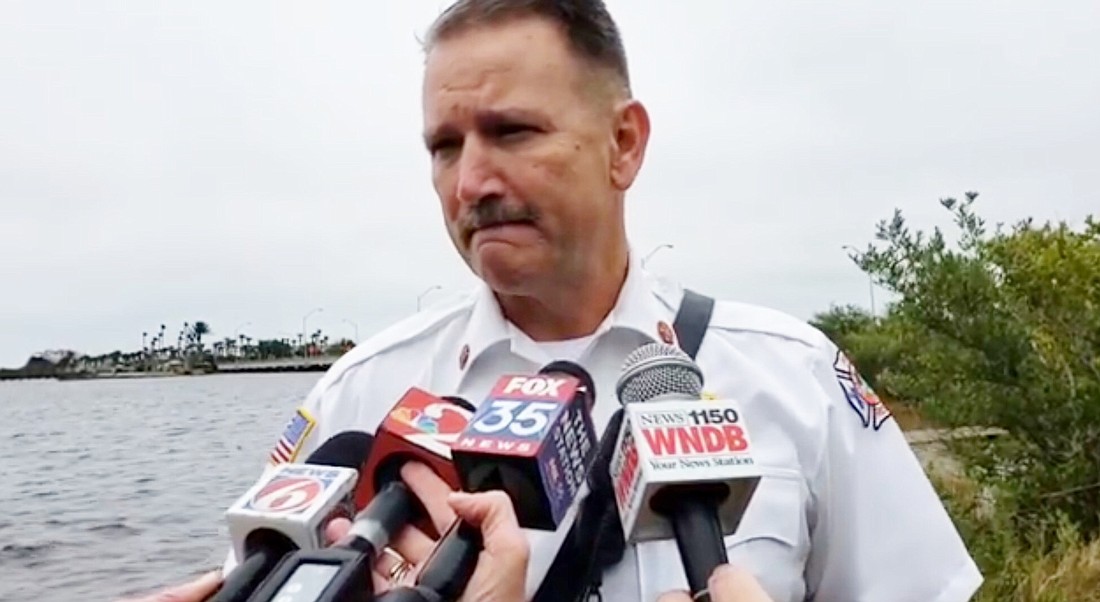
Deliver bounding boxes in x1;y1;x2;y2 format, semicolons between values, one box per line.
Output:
246;477;417;602
609;342;761;602
355;388;475;537
247;389;475;602
214;431;372;602
405;362;598;602
453;362;597;528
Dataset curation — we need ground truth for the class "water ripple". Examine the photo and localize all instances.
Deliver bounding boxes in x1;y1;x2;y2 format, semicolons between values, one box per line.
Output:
0;372;319;601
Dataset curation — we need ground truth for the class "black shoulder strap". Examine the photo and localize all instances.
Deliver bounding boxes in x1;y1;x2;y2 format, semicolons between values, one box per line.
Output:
531;288;715;602
673;288;715;359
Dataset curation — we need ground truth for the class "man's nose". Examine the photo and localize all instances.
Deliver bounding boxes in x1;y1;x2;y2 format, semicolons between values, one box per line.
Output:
455;138;506;206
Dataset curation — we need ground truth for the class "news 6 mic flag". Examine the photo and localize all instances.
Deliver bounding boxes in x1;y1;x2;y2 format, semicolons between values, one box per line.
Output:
610;399;760;542
225;463;358;563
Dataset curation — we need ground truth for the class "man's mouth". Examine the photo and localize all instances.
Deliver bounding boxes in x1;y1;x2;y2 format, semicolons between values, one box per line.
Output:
478;219;534;231
467;219;537;244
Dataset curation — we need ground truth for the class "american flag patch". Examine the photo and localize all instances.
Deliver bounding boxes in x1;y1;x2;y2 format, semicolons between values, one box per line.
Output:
268;407;316;465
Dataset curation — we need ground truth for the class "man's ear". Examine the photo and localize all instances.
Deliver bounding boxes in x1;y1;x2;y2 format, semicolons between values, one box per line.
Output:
609;99;651;191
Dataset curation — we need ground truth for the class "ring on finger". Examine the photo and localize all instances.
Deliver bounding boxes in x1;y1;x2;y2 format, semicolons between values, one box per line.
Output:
381;547;413;585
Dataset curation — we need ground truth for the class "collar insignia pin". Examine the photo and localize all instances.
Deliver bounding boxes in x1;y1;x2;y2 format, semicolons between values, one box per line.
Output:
657;321;676;345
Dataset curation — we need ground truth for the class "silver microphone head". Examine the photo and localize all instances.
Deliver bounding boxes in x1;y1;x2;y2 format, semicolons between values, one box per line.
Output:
615;342;704;405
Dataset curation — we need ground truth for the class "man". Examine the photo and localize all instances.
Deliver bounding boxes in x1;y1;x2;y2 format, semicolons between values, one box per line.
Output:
145;1;984;600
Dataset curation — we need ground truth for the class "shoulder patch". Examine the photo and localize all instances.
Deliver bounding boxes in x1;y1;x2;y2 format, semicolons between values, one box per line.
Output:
268;407;317;465
833;351;892;430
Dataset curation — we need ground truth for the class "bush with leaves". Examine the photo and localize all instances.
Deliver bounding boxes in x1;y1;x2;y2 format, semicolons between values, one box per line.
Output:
838;192;1100;542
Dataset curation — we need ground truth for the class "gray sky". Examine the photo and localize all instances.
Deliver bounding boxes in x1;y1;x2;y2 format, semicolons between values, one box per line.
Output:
2;1;1098;368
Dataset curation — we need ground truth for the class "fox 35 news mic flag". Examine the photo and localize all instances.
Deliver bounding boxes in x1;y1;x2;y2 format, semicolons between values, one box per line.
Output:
451;370;598;531
610;343;762;599
395;364;598;602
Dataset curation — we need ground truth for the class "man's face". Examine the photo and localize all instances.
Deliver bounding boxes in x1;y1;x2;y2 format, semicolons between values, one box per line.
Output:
422;17;635;295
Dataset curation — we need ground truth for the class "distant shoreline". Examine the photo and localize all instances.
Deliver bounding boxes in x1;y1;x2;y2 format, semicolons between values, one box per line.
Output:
0;355;338;382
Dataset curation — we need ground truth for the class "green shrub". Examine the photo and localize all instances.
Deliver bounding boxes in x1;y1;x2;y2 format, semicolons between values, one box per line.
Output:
832;191;1100;543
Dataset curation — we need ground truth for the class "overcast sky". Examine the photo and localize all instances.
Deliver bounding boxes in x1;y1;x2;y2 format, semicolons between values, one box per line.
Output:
1;1;1098;367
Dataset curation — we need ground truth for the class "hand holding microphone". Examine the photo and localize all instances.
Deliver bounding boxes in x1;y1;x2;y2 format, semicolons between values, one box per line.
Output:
313;477;533;602
244;389;475;600
657;565;775;602
611;343;762;602
439;491;530;602
379;361;598;602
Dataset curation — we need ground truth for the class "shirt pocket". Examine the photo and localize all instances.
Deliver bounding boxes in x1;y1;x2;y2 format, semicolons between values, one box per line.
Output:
723;470;809;602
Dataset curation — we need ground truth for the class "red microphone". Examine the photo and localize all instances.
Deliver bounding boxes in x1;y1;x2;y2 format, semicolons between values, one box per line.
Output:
355;388;474;537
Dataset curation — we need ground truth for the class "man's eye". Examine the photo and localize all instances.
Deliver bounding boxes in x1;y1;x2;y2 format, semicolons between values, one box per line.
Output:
495;123;534;138
430;138;461;157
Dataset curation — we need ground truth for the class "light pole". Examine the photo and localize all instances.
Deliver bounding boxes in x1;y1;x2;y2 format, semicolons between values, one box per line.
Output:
842;245;876;316
641;243;673;269
342;318;359;343
417;285;442;312
231;322;251;360
301;307;323;358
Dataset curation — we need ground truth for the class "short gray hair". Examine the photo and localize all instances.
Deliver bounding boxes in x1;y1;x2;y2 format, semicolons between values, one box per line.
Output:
424;0;631;94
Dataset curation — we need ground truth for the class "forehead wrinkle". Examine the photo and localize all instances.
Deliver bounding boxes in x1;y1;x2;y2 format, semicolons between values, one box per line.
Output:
424;69;559;143
422;23;609;143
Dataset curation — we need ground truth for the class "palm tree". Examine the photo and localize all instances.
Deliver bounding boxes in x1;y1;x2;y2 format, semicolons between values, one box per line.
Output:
192;321;211;350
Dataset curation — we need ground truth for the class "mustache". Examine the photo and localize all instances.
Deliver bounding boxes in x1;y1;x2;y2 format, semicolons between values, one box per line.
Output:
461;198;539;238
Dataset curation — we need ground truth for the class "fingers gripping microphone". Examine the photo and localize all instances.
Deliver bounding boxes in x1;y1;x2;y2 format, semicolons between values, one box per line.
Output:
405;362;598;602
247;391;475;602
454;362;597;528
355;389;475;537
215;431;373;602
610;343;761;602
246;475;417;602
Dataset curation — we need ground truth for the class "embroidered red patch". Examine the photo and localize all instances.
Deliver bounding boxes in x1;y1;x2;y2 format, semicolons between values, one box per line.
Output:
833;351;892;430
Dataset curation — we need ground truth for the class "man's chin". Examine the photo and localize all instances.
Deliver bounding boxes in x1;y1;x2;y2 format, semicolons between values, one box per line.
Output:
471;249;544;294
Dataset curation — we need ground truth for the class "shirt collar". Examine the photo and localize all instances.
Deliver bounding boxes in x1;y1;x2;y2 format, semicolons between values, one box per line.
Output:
457;246;681;373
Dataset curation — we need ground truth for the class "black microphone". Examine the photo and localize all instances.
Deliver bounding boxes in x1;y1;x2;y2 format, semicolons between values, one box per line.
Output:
393;361;599;602
213;431;373;602
245;478;416;602
246;391;475;602
610;343;761;602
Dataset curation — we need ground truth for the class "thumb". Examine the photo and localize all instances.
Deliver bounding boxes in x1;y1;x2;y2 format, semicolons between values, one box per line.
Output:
709;565;772;601
447;491;518;531
159;570;222;601
324;517;353;546
656;591;691;602
118;569;223;602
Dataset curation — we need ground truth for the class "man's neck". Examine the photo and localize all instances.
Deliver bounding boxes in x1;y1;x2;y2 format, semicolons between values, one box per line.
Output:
494;251;630;342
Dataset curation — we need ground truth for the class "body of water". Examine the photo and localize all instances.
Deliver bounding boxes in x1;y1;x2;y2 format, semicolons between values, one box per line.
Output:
0;373;322;601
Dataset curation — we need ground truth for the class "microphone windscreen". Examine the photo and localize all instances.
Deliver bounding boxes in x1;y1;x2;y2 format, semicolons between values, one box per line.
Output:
539;360;598;411
305;431;374;469
616;342;703;404
441;396;477;413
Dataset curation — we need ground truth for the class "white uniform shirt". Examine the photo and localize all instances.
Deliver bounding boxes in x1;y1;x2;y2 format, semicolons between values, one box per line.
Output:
245;252;983;602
